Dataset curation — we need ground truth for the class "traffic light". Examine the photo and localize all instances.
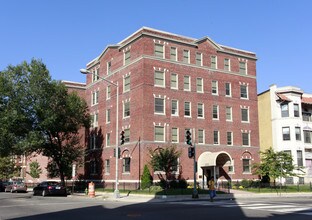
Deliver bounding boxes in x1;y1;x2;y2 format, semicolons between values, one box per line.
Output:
188;146;195;158
120;130;125;145
186;130;192;146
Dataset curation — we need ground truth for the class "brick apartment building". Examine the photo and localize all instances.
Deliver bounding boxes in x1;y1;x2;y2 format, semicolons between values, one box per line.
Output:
81;27;260;188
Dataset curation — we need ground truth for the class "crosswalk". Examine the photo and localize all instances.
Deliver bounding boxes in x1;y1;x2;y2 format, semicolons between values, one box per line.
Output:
168;200;312;216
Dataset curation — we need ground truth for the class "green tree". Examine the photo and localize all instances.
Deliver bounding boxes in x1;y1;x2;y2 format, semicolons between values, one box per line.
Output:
252;147;305;186
0;156;19;180
149;145;181;189
0;59;90;186
28;161;42;179
141;164;153;189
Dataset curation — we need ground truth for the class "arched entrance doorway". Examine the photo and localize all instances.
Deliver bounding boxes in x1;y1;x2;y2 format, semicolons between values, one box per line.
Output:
197;151;233;189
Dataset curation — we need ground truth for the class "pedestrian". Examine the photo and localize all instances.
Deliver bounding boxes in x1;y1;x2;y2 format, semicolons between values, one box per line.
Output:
208;177;216;202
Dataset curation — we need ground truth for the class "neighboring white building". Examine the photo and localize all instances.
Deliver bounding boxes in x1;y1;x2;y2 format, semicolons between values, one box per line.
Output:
258;84;312;184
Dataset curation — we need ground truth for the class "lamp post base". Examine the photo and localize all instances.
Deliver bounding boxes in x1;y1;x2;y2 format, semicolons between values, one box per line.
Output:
114;189;120;198
192;189;199;199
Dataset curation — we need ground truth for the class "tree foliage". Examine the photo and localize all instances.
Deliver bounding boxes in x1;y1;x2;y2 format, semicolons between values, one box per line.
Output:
0;156;19;180
252;147;305;186
0;59;90;185
141;164;153;189
29;161;42;179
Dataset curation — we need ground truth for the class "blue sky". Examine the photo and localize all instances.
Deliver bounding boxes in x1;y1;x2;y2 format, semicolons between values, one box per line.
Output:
1;0;311;93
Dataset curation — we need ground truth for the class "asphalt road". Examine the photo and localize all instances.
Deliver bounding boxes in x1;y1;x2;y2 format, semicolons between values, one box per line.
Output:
1;192;312;220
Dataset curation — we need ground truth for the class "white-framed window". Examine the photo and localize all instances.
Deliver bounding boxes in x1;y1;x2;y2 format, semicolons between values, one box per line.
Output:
212;105;219;120
171;127;178;143
92;68;100;82
107;61;111;75
242;132;250;146
304;130;312;143
124;128;130;143
227;132;233;146
123;101;130;118
154;43;164;58
154;70;165;87
124;50;131;65
183;50;190;63
196;52;202;66
93;113;98;127
197;103;204;118
224;58;230;71
184;75;190;91
106;86;111;100
122;157;131;173
297;150;303;166
106;109;111;124
170;73;178;89
92;90;99;106
198;129;204;144
106;133;110;147
123;75;130;92
170;47;177;61
281;103;289;117
212;80;218;95
104;159;110;174
226;106;232;121
239;61;247;74
211;55;217;69
294;104;300;117
155;126;165;142
240;85;248;99
213;130;219;145
155;97;165;114
196;77;203;93
241;108;249;122
184;101;191;117
282;127;290;140
171;99;179;116
243;159;251;173
225;82;231;97
295;127;301;141
90;161;97;175
89;133;97;149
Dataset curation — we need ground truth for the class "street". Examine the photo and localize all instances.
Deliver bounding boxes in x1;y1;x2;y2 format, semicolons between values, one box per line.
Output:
1;192;312;220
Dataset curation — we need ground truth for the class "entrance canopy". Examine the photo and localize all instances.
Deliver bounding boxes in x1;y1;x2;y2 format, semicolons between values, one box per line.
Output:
198;151;232;167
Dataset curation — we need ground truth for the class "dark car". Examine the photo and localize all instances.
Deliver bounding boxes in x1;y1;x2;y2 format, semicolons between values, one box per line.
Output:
0;181;8;192
33;181;67;197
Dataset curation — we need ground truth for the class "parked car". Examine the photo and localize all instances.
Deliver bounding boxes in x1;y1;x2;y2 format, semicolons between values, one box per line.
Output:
0;180;9;192
5;181;27;193
33;181;67;197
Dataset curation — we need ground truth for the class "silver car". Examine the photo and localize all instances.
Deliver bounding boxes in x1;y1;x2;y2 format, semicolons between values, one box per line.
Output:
5;181;27;193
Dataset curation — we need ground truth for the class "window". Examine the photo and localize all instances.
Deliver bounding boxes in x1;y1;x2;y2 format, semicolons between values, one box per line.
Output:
196;78;203;93
92;68;99;82
170;47;177;61
184;101;191;117
197;103;204;118
294;104;300;117
171;128;178;143
106;86;111;100
243;159;250;173
226;106;232;121
303;112;311;122
297;150;303;166
154;70;165;87
227;132;233;145
90;161;97;175
154;43;164;58
124;75;130;92
170;73;178;89
124;50;131;65
295;127;301;141
106;109;111;123
124;128;130;143
213;130;219;145
198;129;204;144
184;76;190;91
241;108;249;122
212;80;218;95
155;126;165;142
107;61;111;75
304;130;312;143
212;105;219;119
89;133;97;149
155;97;165;114
282;127;290;140
92;91;99;105
239;62;247;74
196;52;202;66
105;159;110;174
183;50;190;63
123;157;130;173
225;83;231;97
281;103;289;117
224;58;230;71
242;132;249;146
171;100;178;116
106;133;110;146
240;85;248;99
123;101;130;118
93;113;98;127
211;56;217;69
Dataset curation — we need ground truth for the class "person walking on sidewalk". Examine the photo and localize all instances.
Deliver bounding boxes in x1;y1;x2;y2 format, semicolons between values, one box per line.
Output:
208;177;216;202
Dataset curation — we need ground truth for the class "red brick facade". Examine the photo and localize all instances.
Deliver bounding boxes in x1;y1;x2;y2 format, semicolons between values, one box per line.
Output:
82;27;260;188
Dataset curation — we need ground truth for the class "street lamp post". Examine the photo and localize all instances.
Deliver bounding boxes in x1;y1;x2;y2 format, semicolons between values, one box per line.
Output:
80;68;120;198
